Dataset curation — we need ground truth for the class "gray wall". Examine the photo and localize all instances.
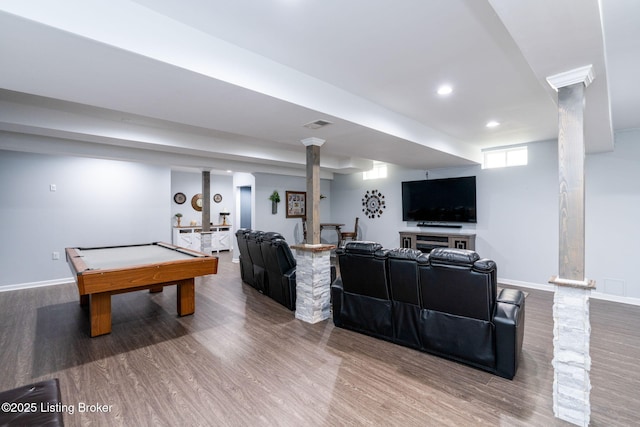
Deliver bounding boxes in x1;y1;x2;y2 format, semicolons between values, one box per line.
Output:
0;150;170;287
170;170;234;227
252;173;332;244
329;131;640;301
2;129;639;302
585;129;640;299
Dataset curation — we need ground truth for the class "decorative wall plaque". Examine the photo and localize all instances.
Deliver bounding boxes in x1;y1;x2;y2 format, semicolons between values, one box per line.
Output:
362;190;386;218
173;192;186;204
191;193;203;211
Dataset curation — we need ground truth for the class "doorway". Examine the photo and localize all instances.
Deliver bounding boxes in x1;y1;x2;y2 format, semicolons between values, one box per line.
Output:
240;186;252;229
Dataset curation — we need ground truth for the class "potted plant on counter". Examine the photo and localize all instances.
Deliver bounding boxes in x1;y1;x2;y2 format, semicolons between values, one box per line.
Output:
174;213;183;227
269;190;280;214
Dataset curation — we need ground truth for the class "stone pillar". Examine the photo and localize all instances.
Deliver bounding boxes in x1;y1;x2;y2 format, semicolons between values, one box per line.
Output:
201;171;212;254
547;65;595;427
291;244;334;323
293;137;333;323
301;137;325;245
550;279;594;426
200;232;213;255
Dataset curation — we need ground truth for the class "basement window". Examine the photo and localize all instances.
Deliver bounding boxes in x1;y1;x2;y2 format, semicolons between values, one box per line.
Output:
483;146;528;169
363;161;388;180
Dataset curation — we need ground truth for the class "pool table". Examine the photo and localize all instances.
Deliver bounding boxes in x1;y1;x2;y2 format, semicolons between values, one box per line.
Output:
65;242;218;337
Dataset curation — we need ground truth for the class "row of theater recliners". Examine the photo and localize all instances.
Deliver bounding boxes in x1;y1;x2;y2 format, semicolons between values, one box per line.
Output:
235;229;298;310
331;242;525;379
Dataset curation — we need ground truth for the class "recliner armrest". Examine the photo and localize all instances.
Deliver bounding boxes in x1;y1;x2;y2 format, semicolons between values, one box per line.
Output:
494;288;526;379
497;288;525;307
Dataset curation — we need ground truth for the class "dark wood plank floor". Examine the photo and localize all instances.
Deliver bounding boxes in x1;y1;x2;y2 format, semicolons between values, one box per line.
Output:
1;252;638;426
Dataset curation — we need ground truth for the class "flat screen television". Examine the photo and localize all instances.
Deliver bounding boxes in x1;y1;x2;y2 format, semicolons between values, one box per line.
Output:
402;176;477;224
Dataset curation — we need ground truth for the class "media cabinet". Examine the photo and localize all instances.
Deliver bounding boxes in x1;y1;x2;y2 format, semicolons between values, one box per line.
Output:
399;230;476;253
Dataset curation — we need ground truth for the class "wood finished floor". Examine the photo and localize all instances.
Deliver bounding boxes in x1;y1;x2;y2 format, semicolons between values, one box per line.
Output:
1;252;639;426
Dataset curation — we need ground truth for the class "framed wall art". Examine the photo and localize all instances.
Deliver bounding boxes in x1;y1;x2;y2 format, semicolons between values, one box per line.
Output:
286;191;306;218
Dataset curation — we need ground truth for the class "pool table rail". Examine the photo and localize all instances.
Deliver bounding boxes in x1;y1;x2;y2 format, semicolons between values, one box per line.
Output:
65;246;217;295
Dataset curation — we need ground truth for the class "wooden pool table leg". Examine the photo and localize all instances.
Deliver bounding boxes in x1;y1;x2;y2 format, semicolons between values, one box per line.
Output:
90;293;112;337
176;278;195;316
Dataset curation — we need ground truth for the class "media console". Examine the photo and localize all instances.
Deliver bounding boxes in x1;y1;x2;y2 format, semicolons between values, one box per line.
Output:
399;230;475;253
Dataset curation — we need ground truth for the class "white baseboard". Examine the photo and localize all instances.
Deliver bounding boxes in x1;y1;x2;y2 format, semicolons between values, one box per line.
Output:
499;277;640;307
590;291;640;306
0;277;73;293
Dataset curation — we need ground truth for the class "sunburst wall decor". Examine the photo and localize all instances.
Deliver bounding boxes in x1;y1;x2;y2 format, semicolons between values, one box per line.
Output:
362;190;386;218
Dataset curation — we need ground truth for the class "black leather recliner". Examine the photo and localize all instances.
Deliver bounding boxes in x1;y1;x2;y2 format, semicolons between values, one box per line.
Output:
236;229;301;311
235;229;254;287
331;243;525;379
238;229;336;312
417;249;499;372
333;242;392;339
261;233;297;310
246;230;267;294
387;247;426;349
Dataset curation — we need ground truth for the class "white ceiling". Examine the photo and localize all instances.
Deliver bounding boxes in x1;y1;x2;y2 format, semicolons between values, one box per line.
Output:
0;0;638;177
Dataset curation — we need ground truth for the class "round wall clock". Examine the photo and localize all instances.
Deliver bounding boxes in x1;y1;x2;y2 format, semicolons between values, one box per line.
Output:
213;193;222;203
362;190;386;218
191;193;203;211
173;192;186;204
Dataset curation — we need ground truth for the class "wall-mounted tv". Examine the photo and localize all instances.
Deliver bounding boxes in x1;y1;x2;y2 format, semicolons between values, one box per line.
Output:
402;176;477;224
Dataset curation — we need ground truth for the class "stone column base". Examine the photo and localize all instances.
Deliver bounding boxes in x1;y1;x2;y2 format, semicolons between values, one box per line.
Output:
200;232;212;254
549;276;595;427
292;244;335;324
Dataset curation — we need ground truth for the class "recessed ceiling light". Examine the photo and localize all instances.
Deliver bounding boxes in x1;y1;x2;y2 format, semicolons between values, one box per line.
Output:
226;170;232;173
486;121;500;128
437;85;453;96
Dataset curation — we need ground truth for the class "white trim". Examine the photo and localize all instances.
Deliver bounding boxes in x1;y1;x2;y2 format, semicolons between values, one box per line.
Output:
546;64;595;91
0;277;74;292
590;291;640;307
300;137;326;147
499;277;640;307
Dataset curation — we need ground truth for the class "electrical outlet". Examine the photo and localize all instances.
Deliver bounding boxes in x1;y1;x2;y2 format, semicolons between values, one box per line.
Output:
52;251;60;260
50;184;57;192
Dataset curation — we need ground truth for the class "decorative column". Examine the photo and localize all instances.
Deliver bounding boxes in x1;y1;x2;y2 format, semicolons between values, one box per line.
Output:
201;170;212;254
293;137;334;323
546;65;596;427
302;137;324;245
